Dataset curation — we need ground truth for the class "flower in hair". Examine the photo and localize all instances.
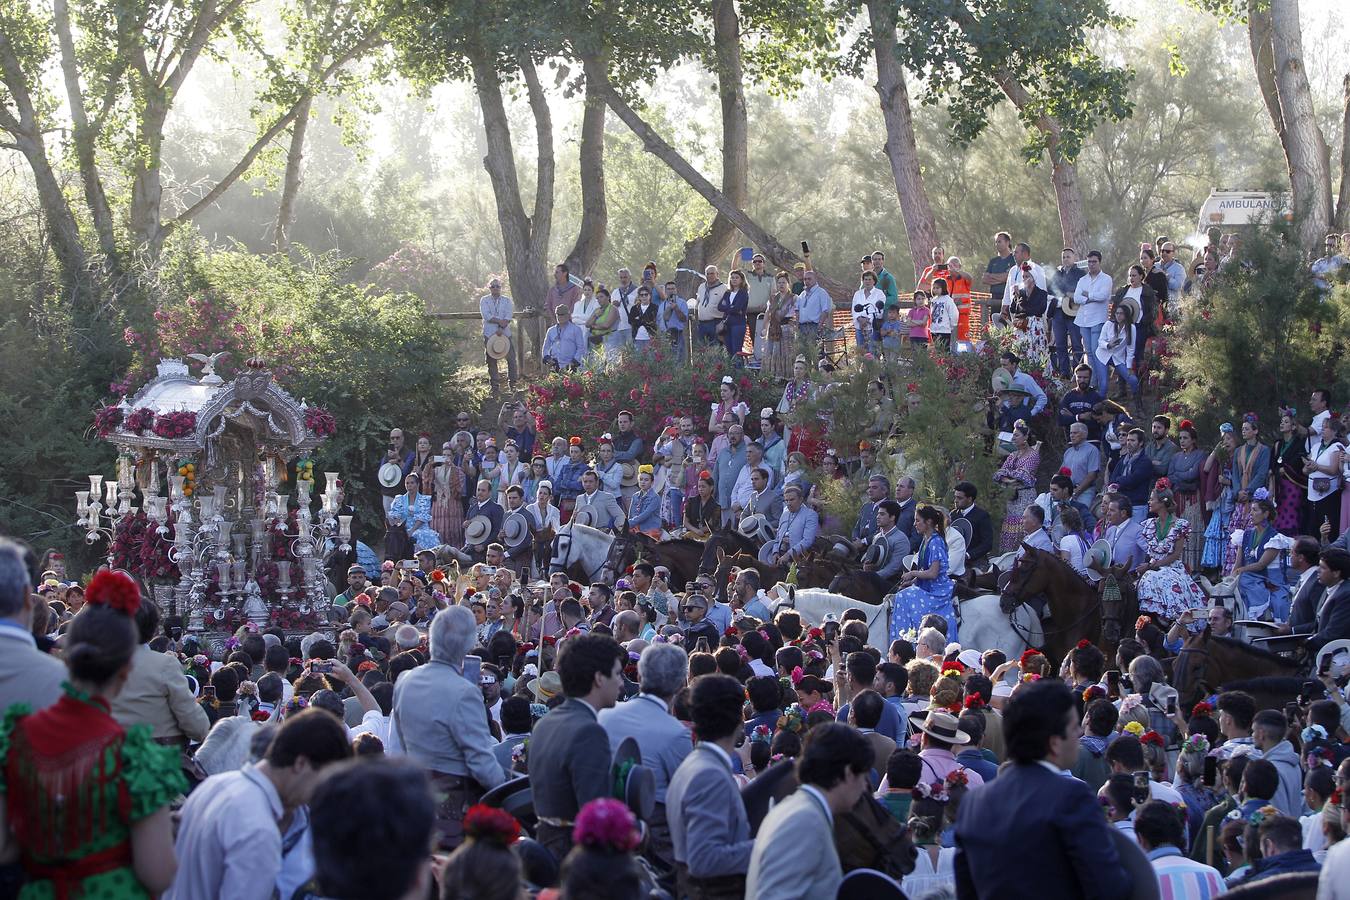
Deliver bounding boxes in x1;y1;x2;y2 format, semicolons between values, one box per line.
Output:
750;724;772;745
1135;615;1153;633
1021;673;1040;683
1140;730;1165;748
1018;649;1043;670
1076;638;1092;650
1122;721;1145;736
940;662;963;678
1179;419;1194;430
790;665;804;686
945;769;969;789
1083;685;1106;704
1184;733;1210;755
1154;477;1171;491
464;804;521;845
1252;487;1270;502
573;798;640;853
1242;412;1258;425
1192;701;1213;718
911;781;950;803
86;569;141;616
698;469;712;480
963;694;986;710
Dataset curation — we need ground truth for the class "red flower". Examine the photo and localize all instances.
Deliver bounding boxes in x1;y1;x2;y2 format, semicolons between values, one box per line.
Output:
86;569;141;616
1075;638;1092;650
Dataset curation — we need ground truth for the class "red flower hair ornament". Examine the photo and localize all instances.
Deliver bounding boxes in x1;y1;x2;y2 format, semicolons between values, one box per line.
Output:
85;569;141;616
1139;731;1165;748
1076;638;1093;650
463;804;521;846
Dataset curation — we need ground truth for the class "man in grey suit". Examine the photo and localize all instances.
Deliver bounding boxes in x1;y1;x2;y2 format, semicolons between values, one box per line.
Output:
666;674;757;898
745;723;873;900
573;470;627;532
392;605;504;849
598;642;692;867
0;538;63;715
528;632;627;862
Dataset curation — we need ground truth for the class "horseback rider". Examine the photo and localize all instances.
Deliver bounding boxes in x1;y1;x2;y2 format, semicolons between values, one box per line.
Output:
759;483;818;566
573;469;626;533
859;500;911;597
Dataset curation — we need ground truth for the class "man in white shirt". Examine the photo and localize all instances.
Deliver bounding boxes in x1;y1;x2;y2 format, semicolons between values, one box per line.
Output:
1072;250;1114;395
795;270;832;351
167;709;353;900
479;277;516;392
694;265;728;349
746;253;775;365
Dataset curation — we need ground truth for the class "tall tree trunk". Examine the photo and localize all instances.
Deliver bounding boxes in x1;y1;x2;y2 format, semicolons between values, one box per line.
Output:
563;75;607;277
1268;0;1332;248
1337;73;1350;231
0;30;92;310
52;0;117;263
129;91;169;257
586;63;846;299
469;48;552;361
996;75;1089;254
274;94;314;252
866;0;939;283
704;0;749;269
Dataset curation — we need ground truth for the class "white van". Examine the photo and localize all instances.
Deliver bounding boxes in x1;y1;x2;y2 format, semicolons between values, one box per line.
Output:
1196;190;1290;236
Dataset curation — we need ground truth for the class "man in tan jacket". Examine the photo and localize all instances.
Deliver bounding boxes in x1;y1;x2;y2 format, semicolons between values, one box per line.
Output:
110;595;209;745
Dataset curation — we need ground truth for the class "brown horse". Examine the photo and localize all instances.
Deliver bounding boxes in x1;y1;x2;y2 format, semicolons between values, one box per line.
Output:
629;535;704;591
711;550;784;604
998;546;1104;664
699;528;758;574
1172;626;1304;711
820;566;891;607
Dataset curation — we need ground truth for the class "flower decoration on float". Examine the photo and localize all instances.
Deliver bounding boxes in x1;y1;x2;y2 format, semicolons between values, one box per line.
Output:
303;407;336;438
152;410;197;439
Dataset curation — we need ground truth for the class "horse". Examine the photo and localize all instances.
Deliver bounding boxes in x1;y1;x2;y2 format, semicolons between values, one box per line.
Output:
999;546;1105;664
822;567;890;607
634;535;704;591
698;528;758;574
549;523;634;586
711;551;784;604
1171;626;1305;712
770;588;1028;658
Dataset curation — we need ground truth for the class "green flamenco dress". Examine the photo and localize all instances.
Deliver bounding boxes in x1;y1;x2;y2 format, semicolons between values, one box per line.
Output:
0;682;186;900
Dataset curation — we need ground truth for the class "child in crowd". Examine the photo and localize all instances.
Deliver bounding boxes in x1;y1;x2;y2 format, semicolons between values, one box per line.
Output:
881;305;906;361
929;279;958;351
907;291;930;351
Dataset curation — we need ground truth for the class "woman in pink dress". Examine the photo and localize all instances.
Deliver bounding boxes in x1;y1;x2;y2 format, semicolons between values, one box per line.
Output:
994;422;1041;552
432;440;465;546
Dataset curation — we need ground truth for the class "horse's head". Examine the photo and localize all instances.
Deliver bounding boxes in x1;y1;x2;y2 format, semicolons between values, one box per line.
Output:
1171;624;1212;709
999;545;1042;614
549;525;572;573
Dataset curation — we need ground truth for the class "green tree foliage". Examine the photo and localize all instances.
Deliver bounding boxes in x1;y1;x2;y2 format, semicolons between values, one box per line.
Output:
1163;228;1350;439
118;236;474;541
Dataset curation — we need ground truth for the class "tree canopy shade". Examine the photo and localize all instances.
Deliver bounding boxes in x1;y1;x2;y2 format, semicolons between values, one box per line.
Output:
0;0;388;313
886;0;1133;252
1185;0;1345;244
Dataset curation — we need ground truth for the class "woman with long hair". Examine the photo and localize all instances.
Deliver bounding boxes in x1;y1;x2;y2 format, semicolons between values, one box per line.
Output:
1135;480;1206;626
1223;414;1271;572
387;472;439;558
1167;419;1206;572
1201;423;1239;570
1228;493;1292;622
890;504;955;642
764;272;796;377
994;420;1041;552
1270;409;1306;536
433;440;465;546
682;472;720;540
709;376;750;436
718;269;750;364
0;570;183;897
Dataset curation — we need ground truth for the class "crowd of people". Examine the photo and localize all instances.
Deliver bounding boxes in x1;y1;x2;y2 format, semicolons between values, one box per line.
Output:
2;230;1350;900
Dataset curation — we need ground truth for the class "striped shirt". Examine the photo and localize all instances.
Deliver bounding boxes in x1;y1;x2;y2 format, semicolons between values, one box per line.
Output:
1147;846;1226;900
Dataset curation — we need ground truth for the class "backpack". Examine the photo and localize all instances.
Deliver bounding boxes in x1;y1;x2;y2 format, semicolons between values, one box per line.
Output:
834;792;917;880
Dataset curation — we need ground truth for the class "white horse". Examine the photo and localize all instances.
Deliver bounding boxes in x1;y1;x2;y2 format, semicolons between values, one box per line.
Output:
780;589;1032;658
549;523;618;584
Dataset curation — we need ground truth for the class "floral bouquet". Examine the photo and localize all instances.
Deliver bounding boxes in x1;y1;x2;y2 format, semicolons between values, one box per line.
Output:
304;407;336;438
94;405;124;438
153;410;197;439
125;407;155;433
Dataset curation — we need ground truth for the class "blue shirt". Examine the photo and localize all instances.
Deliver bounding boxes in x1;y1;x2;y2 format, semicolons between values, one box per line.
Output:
542;322;586;368
836;697;905;744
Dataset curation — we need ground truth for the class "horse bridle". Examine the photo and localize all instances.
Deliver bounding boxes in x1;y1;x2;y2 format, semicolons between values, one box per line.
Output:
550;529;609;585
1172;643;1211;703
1002;551;1106;642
